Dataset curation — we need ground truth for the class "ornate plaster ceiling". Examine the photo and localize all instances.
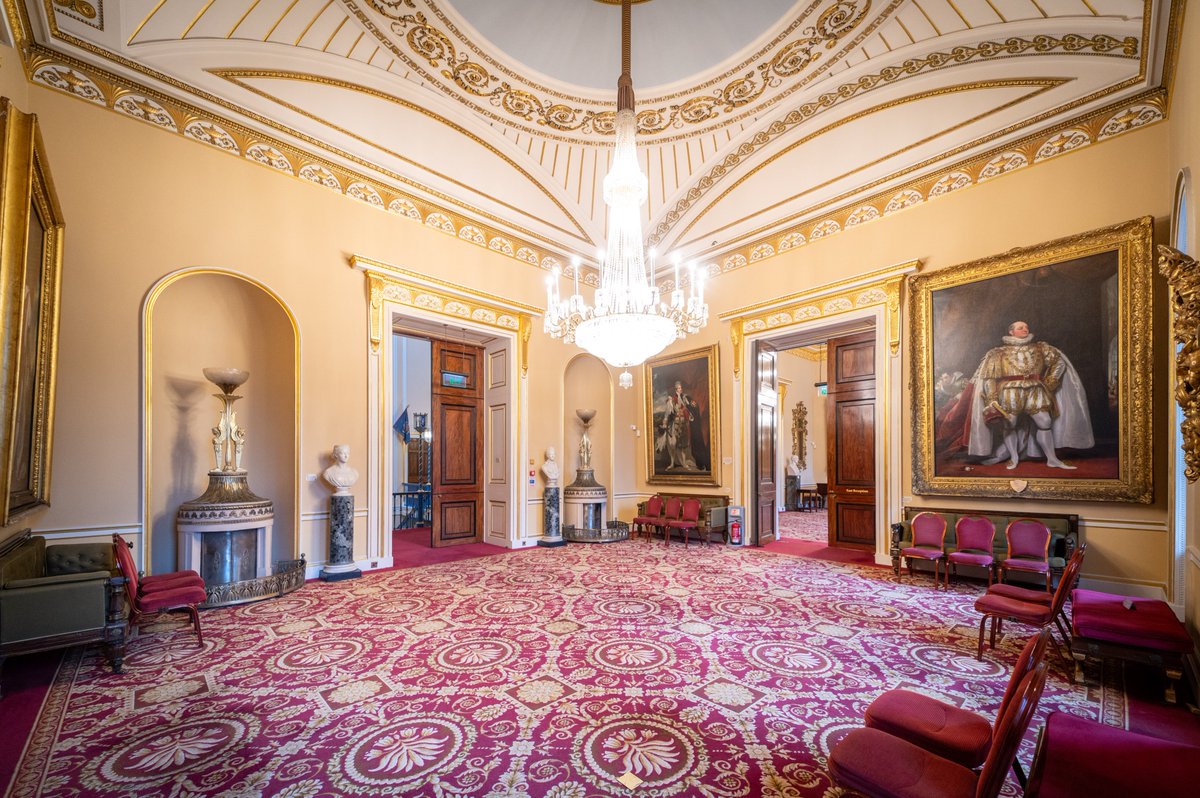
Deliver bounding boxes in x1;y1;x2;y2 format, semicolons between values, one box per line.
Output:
6;1;1181;284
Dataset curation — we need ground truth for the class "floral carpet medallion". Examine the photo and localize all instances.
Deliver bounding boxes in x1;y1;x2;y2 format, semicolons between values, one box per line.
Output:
11;542;1122;797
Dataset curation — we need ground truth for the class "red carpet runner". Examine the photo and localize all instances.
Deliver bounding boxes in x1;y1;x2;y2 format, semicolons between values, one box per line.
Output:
8;541;1124;796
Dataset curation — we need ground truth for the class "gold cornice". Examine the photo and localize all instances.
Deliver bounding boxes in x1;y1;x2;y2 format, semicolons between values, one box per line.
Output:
16;45;590;277
689;89;1166;279
722;260;919;359
651;33;1143;249
351;254;541;357
210;68;590;243
350;0;893;144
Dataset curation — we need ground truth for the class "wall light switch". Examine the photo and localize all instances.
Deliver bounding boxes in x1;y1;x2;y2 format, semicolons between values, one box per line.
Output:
306;474;317;482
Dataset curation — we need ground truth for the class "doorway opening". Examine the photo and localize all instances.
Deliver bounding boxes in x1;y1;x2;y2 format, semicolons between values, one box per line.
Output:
749;317;880;557
385;315;516;567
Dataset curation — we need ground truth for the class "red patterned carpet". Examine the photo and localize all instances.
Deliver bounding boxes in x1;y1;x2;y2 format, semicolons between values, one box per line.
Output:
778;509;829;543
9;541;1123;797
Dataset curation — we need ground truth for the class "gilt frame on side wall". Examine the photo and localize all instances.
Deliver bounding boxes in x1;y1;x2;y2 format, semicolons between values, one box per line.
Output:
910;216;1153;503
0;98;64;524
644;344;721;486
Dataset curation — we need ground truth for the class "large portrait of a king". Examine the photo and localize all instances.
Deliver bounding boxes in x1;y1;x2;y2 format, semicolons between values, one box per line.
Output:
644;344;720;486
910;217;1153;503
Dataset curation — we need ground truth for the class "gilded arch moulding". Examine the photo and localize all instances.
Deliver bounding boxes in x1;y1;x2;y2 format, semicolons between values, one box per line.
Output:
1158;245;1200;482
350;255;541;375
719;260;919;378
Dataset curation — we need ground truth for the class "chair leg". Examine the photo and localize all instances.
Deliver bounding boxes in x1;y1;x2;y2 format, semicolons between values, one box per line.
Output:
977;615;989;659
189;605;204;647
991;616;999;650
987;566;993;589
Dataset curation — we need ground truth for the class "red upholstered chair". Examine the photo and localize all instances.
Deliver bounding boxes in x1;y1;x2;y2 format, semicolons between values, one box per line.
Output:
112;535;203;593
1026;711;1200;798
988;544;1087;630
974;549;1082;672
946;516;996;588
658;496;682;543
112;536;206;646
900;512;948;588
864;629;1050;770
830;661;1049;798
666;498;703;547
1000;518;1052;592
631;495;665;542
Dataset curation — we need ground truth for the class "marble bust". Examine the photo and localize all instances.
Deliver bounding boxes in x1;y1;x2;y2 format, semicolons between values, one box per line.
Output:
323;444;359;495
541;446;560;486
786;454;801;476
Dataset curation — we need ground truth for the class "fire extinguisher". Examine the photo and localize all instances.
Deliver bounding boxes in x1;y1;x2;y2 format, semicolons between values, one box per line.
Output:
729;519;742;545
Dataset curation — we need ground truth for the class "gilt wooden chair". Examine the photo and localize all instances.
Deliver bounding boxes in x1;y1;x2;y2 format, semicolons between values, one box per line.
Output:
1000;518;1053;593
631;495;665;542
666;498;703;547
113;535;207;646
947;516;997;589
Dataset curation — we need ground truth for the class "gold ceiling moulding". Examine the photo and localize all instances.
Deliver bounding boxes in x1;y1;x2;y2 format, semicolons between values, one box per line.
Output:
351;254;541;374
687;90;1165;281
18;49;588;280
354;0;880;143
720;260;919;378
648;31;1142;249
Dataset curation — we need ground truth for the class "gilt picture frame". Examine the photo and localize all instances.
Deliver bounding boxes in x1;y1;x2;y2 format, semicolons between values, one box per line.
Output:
0;99;64;524
909;216;1153;503
644;344;720;486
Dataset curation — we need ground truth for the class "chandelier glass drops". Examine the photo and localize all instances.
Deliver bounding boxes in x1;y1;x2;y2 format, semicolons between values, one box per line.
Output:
542;0;708;389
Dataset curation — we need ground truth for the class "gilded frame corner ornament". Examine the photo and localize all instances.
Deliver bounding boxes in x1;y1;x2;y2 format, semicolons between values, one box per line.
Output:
0;98;64;524
1157;245;1200;482
643;344;721;487
909;216;1154;503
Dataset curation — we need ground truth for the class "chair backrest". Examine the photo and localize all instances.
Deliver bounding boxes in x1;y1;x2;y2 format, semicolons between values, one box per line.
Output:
911;511;947;548
111;534;140;604
1005;518;1051;560
955;516;996;553
645;495;664;517
1048;549;1084;617
815;482;827;497
975;661;1050;798
663;496;682;521
680;498;702;523
996;629;1051;724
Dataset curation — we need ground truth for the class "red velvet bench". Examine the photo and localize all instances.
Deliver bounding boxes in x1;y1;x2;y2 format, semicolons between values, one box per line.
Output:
1026;711;1200;798
1070;588;1192;704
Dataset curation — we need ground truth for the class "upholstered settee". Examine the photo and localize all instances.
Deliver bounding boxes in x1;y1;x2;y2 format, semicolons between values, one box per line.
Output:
890;507;1078;584
634;493;731;542
0;531;127;694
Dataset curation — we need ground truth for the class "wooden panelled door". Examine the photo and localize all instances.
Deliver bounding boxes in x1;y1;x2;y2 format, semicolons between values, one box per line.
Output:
431;339;484;547
753;340;778;546
825;330;877;549
483;340;511;546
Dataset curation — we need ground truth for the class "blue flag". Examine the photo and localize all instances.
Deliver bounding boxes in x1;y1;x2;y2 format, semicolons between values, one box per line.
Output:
394;406;410;443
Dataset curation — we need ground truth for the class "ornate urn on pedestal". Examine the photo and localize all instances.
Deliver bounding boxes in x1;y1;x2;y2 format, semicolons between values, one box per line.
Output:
176;368;305;606
563;408;628;543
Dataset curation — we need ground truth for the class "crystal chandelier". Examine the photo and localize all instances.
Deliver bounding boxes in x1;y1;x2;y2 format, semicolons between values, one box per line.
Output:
543;0;708;389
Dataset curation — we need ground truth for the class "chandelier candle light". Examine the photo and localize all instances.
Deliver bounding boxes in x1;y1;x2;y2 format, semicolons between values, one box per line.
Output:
543;0;708;389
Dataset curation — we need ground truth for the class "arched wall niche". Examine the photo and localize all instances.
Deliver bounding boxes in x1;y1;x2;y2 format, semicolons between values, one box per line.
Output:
562;354;614;508
144;270;299;575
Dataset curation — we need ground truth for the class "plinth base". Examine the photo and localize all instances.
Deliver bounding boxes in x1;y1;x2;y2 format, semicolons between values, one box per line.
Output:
537;535;567;548
320;566;362;582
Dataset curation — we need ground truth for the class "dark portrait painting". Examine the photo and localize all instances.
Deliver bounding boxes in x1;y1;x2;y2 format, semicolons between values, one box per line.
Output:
909;217;1153;503
931;252;1119;479
644;344;720;486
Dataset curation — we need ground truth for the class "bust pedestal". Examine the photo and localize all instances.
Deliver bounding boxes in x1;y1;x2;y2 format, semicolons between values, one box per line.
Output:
538;486;564;547
321;492;361;581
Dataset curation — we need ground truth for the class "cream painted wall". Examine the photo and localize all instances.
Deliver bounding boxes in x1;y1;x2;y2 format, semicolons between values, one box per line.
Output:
149;273;296;573
0;32;1191;610
563;355;613;525
639;123;1174;596
1166;2;1200;637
